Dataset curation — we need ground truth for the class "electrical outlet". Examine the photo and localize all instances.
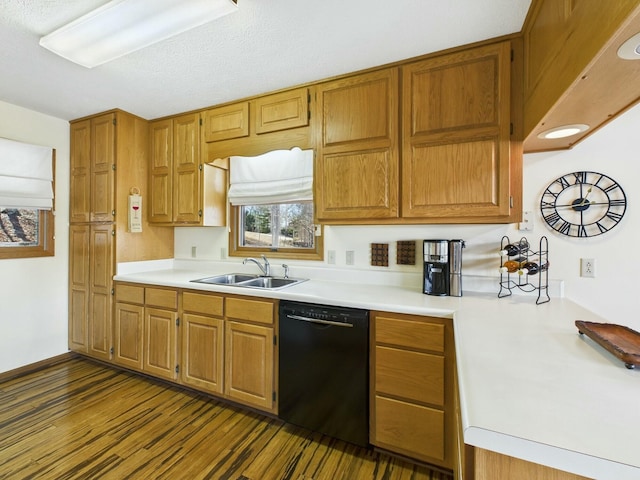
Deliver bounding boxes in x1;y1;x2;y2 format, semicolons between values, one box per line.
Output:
346;250;354;265
581;258;596;278
191;246;197;258
327;250;336;264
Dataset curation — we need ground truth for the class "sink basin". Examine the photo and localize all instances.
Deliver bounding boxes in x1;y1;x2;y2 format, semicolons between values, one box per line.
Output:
191;273;259;285
190;273;307;290
236;276;307;289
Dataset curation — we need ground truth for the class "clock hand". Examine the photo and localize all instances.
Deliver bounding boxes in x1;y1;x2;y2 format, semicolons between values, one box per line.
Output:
577;186;592;207
554;202;610;209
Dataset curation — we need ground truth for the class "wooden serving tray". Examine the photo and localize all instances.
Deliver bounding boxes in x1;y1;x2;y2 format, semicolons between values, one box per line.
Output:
575;320;640;369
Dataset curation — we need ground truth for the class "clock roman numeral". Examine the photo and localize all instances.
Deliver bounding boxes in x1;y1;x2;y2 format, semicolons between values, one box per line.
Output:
609;199;626;207
541;201;556;210
544;212;561;226
596;222;610;234
606;211;623;223
557;221;572;235
577;225;588;237
604;183;620;193
555;177;570;188
572;171;587;184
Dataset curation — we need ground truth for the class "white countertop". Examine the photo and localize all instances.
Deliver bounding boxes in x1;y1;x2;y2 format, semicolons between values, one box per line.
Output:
115;262;640;480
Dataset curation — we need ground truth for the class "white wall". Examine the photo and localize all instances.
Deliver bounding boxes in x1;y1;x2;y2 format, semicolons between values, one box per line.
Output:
0;101;70;373
176;102;640;329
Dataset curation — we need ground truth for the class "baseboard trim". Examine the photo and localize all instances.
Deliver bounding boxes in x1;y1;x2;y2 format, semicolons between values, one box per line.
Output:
0;352;77;382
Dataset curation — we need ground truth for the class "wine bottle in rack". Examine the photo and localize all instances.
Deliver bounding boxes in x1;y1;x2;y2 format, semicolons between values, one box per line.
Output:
519;260;550;276
499;239;529;257
498;259;525;274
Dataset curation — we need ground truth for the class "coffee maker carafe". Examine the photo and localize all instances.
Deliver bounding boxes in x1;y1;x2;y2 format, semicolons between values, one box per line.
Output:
423;239;465;297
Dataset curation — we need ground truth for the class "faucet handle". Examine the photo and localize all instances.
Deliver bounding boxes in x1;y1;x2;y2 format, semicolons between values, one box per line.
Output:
282;264;289;278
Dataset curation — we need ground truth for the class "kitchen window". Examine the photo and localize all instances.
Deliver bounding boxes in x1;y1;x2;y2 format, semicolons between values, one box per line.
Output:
228;148;322;260
0;138;55;259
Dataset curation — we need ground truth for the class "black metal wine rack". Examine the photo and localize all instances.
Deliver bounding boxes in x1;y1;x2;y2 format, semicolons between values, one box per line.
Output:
498;235;550;305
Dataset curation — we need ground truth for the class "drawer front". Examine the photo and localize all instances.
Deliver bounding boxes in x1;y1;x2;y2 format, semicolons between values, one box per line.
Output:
145;287;178;310
115;284;144;304
182;291;224;317
375;346;444;406
374;395;445;462
375;315;444;352
225;297;275;325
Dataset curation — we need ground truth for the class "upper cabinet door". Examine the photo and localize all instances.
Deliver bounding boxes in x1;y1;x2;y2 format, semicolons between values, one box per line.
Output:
255;87;309;134
69;120;91;223
148;119;173;224
173;113;201;224
401;41;512;220
90;112;116;222
202;102;249;143
316;68;400;221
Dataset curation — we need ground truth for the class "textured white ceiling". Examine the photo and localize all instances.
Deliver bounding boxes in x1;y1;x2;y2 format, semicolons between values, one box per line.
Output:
0;0;532;121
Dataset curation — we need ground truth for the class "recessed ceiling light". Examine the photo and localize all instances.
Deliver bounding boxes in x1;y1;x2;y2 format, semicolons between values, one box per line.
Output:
617;31;640;60
40;0;238;68
537;124;590;140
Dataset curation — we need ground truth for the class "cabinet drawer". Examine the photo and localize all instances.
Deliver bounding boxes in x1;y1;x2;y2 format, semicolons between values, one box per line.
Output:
374;395;445;462
115;284;144;304
376;315;444;352
182;291;224;317
375;346;444;406
145;287;177;310
226;297;275;325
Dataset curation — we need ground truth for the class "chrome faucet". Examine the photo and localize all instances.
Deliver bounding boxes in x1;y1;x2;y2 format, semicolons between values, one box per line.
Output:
243;255;271;277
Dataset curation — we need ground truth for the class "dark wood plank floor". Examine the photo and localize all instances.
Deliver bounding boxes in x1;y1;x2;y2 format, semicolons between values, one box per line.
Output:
0;358;453;480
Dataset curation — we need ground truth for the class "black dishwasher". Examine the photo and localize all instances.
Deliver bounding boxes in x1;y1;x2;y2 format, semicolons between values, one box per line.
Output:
278;301;369;447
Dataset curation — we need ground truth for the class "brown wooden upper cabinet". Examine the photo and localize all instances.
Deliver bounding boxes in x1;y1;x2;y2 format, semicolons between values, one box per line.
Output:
70;113;115;224
202;102;250;143
523;0;640;152
149;113;227;226
254;87;310;134
200;87;313;161
401;41;512;221
315;68;400;221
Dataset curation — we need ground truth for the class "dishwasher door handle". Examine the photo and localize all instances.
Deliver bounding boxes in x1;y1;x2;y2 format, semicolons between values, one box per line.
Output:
286;314;354;328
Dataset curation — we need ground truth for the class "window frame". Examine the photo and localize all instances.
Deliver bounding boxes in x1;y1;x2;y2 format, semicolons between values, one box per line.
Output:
229;203;323;261
0;151;55;260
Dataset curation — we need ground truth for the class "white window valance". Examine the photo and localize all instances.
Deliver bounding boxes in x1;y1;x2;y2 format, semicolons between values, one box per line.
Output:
0;137;54;209
228;147;313;206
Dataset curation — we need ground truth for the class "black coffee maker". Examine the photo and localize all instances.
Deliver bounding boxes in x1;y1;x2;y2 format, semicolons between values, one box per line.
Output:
423;239;465;296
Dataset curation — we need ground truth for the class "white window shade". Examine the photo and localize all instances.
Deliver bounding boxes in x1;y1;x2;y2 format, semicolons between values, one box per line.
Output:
0;138;54;209
228;148;314;206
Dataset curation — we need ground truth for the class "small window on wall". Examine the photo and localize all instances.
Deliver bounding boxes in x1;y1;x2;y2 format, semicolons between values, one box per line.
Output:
228;148;322;260
0;138;55;259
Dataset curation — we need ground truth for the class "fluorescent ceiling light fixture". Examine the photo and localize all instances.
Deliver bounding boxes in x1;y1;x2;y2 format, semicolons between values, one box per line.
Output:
39;0;238;68
537;124;590;139
617;31;640;60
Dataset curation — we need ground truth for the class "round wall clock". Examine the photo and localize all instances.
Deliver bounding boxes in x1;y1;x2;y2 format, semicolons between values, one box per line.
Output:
540;171;627;237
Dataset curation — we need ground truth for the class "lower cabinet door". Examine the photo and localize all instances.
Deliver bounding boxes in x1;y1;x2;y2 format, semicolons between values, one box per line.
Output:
181;313;224;394
374;395;445;462
224;321;274;412
114;302;144;371
144;307;178;380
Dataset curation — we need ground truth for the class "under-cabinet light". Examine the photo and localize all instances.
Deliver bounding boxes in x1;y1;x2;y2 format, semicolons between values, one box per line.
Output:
537;124;590;140
39;0;238;68
617;31;640;60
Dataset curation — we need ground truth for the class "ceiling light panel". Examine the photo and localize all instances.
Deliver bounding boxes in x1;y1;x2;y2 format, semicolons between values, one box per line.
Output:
39;0;238;68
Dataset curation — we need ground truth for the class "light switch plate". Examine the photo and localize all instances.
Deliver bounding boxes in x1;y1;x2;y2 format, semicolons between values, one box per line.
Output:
346;250;354;265
519;211;534;231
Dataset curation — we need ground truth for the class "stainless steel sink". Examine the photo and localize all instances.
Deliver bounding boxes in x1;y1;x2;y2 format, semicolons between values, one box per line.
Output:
190;273;259;285
237;276;307;289
190;273;307;290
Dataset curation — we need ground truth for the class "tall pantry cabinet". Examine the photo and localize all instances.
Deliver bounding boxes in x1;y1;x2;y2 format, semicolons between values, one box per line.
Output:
68;110;174;360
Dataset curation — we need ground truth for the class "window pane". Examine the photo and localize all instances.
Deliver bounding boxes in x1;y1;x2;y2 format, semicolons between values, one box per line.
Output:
240;203;314;249
0;208;39;246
